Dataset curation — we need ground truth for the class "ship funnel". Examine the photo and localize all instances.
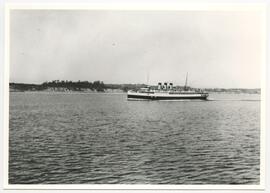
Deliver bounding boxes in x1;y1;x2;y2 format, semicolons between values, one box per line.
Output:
158;82;162;90
169;83;173;90
163;82;168;90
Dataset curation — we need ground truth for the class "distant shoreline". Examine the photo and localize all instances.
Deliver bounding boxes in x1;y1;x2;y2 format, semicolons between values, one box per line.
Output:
9;89;125;94
9;81;261;94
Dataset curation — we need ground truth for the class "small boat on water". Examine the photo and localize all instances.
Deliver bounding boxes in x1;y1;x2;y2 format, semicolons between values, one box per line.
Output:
127;74;209;101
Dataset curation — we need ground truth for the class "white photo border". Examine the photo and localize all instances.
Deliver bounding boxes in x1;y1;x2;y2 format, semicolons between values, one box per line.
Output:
3;3;267;190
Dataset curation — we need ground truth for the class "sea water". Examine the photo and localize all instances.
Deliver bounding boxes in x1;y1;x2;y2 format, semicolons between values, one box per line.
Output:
9;92;260;184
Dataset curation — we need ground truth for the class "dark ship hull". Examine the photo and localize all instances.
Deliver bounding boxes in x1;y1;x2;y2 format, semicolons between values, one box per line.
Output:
127;91;209;101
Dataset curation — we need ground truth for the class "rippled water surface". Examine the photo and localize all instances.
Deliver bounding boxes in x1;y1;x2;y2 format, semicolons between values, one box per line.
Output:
9;92;260;184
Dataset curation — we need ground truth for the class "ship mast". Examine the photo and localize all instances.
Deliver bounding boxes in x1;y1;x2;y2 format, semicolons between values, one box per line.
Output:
147;71;149;86
184;72;188;90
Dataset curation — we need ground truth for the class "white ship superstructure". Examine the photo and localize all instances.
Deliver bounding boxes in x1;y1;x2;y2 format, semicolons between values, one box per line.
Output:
127;80;209;101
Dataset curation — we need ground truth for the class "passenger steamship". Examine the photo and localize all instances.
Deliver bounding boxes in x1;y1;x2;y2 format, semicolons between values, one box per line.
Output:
127;75;209;101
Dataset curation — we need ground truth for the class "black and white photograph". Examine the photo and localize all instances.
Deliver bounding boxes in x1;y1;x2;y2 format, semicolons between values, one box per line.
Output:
5;4;266;189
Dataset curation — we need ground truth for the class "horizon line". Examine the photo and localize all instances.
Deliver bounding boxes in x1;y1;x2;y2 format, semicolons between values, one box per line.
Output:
9;81;261;90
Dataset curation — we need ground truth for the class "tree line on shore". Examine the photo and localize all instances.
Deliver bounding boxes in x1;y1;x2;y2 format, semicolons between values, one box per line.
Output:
42;80;106;91
9;80;147;92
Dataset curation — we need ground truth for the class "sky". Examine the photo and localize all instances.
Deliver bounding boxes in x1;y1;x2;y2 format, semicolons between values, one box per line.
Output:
10;10;264;88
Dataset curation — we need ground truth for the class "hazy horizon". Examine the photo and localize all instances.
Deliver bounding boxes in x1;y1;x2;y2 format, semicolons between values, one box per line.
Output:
10;10;264;88
9;80;261;89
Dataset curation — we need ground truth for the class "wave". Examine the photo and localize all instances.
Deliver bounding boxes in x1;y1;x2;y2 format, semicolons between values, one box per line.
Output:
127;98;260;102
207;98;260;101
